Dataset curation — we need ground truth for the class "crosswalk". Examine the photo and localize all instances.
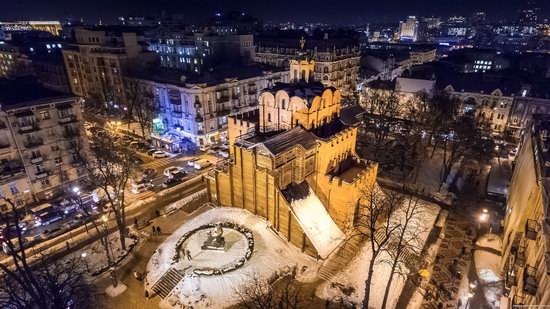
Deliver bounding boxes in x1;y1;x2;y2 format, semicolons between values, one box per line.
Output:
142;156;180;169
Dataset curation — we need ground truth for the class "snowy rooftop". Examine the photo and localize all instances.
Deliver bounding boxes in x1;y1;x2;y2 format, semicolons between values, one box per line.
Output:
283;182;345;259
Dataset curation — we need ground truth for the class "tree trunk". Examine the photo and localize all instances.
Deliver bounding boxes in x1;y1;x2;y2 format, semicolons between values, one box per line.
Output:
362;256;377;309
381;254;399;309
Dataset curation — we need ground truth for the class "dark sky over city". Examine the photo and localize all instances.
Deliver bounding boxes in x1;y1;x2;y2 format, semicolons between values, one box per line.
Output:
1;0;549;24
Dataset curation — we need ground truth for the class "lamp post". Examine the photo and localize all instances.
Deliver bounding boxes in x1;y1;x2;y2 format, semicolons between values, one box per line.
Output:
81;252;90;272
465;281;477;308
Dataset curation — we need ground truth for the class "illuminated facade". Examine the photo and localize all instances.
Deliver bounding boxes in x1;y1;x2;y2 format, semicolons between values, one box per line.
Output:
0;21;62;36
207;60;378;259
500;115;550;307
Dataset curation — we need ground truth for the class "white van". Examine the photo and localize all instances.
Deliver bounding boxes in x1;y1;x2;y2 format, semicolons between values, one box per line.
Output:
194;159;212;170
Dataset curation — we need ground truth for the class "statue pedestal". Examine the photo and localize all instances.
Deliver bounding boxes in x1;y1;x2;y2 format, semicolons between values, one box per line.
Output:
201;235;225;251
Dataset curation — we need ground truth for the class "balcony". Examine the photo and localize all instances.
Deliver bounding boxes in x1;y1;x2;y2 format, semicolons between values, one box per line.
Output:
58;114;78;124
30;155;44;164
523;265;538;296
0;160;24;180
195;115;204;122
525;219;540;240
171;110;183;118
18;123;40;134
511;233;523;254
35;171;49;180
24;138;44;148
63;130;80;138
194;102;202;109
515;245;526;267
217;109;230;117
217;96;230;103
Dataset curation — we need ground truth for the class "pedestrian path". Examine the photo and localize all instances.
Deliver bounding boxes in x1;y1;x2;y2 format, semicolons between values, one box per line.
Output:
318;232;365;281
151;267;186;299
420;215;475;309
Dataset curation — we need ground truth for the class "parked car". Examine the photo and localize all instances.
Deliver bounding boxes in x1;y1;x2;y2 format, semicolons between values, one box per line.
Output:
194;159;212;170
146;149;158;156
187;157;200;166
41;227;65;240
162;178;182;188
152;151;169;158
199;145;210;152
163;166;184;178
218;150;229;158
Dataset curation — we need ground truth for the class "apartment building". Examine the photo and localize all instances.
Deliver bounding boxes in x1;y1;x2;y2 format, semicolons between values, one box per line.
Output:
499;115;550;307
147;27;255;74
0;79;89;205
130;64;289;151
62;26;156;107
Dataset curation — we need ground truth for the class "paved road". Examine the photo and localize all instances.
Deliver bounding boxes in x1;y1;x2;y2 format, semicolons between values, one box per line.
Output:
0;177;207;267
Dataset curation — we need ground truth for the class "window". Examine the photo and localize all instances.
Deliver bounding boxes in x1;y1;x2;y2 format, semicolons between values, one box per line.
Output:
281;99;286;109
9;182;18;194
268;113;271;122
54;157;63;165
40;179;50;187
51;145;60;151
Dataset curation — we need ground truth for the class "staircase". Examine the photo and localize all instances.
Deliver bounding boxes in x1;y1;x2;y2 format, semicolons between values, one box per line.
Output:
318;233;365;281
151;267;186;299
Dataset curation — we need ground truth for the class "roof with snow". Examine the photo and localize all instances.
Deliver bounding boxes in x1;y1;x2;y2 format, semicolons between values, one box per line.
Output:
283;181;344;259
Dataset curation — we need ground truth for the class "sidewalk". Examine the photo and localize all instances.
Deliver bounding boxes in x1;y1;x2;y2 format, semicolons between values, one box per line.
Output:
96;205;211;309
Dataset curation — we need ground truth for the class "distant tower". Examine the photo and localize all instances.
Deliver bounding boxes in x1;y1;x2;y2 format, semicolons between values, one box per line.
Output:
290;37;315;83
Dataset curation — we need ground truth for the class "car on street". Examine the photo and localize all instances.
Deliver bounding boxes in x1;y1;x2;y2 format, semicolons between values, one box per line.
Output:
131;182;154;194
162;177;182;188
187;157;199;166
146;149;158;156
35;211;64;226
164;166;185;178
218;150;229;158
142;168;157;178
152;151;169;158
41;227;65;240
194;159;212;170
199;145;210;152
59;199;79;215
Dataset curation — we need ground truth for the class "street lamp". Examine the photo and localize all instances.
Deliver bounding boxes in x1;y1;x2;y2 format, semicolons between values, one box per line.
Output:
81;252;90;272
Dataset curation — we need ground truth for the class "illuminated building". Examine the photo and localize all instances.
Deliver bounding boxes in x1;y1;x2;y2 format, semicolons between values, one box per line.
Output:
206;58;378;258
499;114;550;307
0;80;89;204
0;21;62;36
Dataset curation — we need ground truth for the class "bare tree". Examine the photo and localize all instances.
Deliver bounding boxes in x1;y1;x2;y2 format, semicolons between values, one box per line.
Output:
125;79;157;140
362;89;402;159
354;185;402;309
0;199;96;309
380;195;427;309
233;272;312;309
437;114;494;191
81;131;138;250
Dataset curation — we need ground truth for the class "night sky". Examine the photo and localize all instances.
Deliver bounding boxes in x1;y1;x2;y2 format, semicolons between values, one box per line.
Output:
1;0;549;24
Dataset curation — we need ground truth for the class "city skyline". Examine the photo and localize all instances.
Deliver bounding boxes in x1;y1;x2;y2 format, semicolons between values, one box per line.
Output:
1;0;548;25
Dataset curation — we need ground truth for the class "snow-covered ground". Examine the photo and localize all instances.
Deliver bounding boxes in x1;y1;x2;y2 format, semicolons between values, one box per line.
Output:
318;200;440;309
80;231;135;274
290;185;344;259
473;234;502;308
145;208;320;308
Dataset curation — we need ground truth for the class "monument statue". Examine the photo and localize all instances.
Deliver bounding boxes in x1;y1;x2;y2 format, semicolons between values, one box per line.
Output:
201;224;226;251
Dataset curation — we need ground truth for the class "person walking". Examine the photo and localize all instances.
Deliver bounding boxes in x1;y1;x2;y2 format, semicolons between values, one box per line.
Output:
156;226;162;235
152;226;156;235
186;249;192;261
144;290;149;299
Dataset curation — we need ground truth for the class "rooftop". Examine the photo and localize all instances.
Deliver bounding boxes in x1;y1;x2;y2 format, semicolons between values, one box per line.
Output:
0;78;75;109
132;63;285;87
258;126;318;156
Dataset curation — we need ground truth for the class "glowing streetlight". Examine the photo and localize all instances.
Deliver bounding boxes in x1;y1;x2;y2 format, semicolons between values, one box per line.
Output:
81;252;90;272
102;214;108;223
482;208;488;213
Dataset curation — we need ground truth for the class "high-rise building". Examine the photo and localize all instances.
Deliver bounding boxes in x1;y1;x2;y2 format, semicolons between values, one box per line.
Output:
398;16;426;42
0;21;62;36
